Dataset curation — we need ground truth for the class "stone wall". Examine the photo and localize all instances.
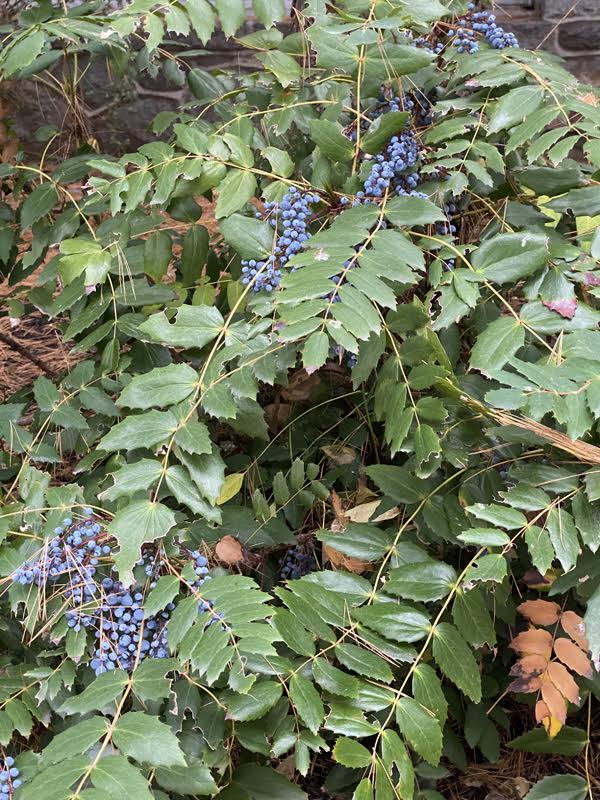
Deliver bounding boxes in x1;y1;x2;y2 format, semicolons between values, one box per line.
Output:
497;1;600;83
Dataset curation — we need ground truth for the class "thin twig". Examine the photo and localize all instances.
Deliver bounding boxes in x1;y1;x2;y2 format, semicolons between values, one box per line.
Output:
0;330;56;378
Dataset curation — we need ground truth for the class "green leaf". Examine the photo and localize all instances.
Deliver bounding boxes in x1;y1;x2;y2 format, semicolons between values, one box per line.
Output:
524;775;587;800
262;146;294;178
318;524;391;560
386;562;456;602
584;583;600;664
335;643;394;683
488;86;545;133
220;214;274;259
144;575;180;618
112;712;186;767
215;170;257;218
384;196;444;227
471;233;549;284
395;697;442;766
165;464;222;521
214;0;245;36
21;182;58;230
131;658;179;702
41;717;108;766
433;623;481;702
353;603;429;645
99;459;163;503
139;304;224;349
109;501;177;587
1;30;46;77
457;528;510;547
272;609;315;658
58;670;128;715
118;364;197;410
186;0;215;42
361;112;410;155
92;755;153;800
289;675;324;735
303;331;329;374
312;658;359;698
333;737;372;768
19;756;89;800
470;316;525;377
466;502;527;530
508;726;587;756
225;681;283;721
546;508;579;571
144;230;172;281
98;410;178;452
309;120;354;163
230;764;308;800
155;760;218;796
257;50;301;87
412;663;448;727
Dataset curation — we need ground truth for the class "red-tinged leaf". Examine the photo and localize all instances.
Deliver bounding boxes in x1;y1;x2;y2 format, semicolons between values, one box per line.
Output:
540;680;567;724
517;599;561;626
542;299;577;319
509;628;553;658
560;611;589;652
584;272;600;286
554;638;593;678
547;661;581;705
510;654;549;677
508;674;542;694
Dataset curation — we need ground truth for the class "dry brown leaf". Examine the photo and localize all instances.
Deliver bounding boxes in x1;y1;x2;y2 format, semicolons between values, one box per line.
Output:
554;637;593;678
323;543;372;574
264;403;292;433
560;610;589;652
547;660;581;705
281;370;320;402
540;680;567;724
517;599;560;626
215;535;243;565
578;92;598;107
345;500;400;524
508;674;542;694
509;628;553;658
510;654;548;678
322;444;356;466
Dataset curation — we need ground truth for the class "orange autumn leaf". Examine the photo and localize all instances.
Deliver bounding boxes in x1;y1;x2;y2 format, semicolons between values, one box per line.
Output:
547;661;581;705
510;654;548;678
215;535;244;565
560;610;589;652
540;679;567;724
509;628;553;658
535;699;550;724
554;637;593;678
517;599;560;626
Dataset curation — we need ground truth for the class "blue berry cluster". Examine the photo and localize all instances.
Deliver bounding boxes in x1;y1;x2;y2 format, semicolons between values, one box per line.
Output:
13;508;109;597
415;36;444;55
435;198;463;271
242;188;319;292
453;4;519;52
0;758;20;797
12;508;222;676
90;577;174;675
356;127;424;202
279;542;316;581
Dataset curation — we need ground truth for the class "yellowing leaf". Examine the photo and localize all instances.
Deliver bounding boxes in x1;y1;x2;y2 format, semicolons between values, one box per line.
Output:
216;472;245;505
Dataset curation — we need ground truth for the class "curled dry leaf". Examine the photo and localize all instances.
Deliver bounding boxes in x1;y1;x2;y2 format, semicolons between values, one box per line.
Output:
560;610;589;651
281;370;320;402
510;653;548;677
546;661;580;705
554;637;593;678
322;444;356;466
215;535;244;565
323;543;372;575
509;628;553;658
540;679;567;724
516;599;560;626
